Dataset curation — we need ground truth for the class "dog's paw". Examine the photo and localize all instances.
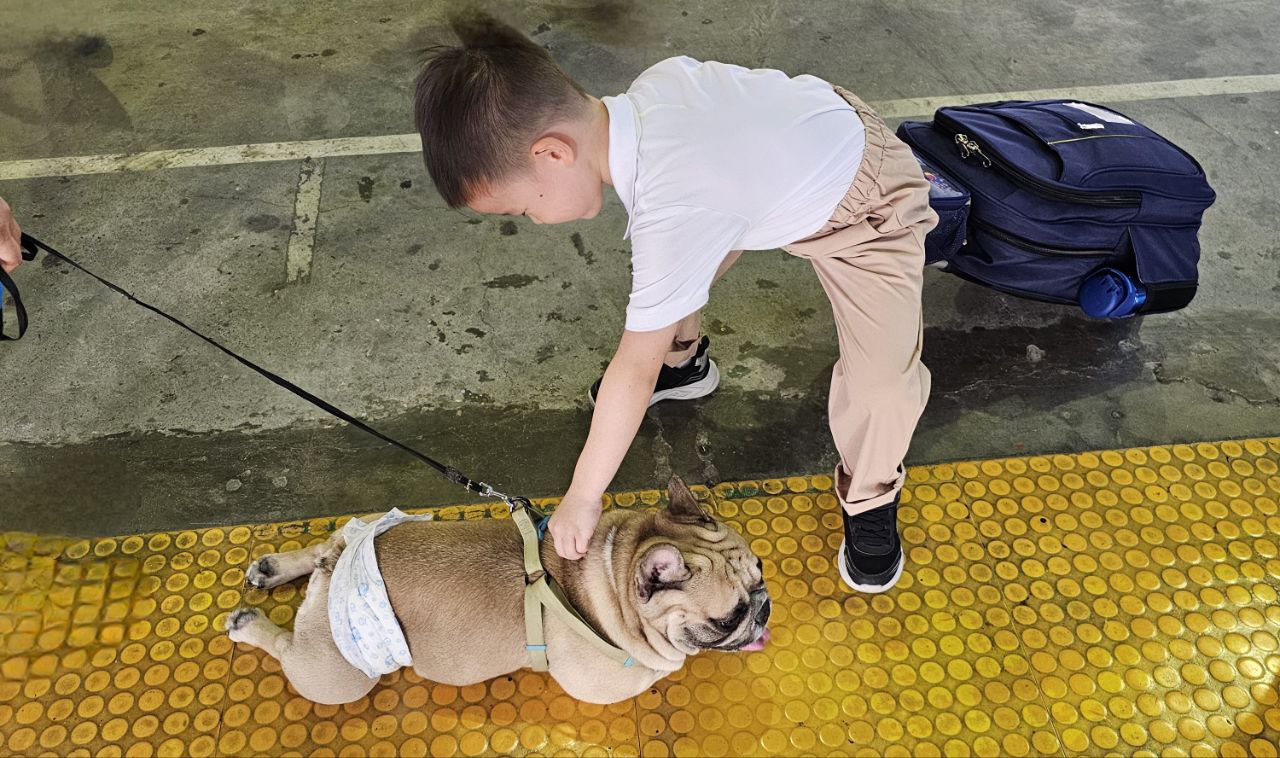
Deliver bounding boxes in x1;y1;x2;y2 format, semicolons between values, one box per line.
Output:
226;607;260;639
244;556;278;589
314;543;343;574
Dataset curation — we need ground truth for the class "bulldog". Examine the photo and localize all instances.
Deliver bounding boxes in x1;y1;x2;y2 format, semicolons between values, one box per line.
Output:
226;476;771;704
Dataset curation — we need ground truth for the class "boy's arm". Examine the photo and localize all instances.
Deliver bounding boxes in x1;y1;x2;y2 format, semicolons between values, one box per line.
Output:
548;322;679;559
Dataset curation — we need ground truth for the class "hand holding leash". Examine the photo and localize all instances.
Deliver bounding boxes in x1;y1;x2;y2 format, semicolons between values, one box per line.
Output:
0;197;22;274
0;199;37;340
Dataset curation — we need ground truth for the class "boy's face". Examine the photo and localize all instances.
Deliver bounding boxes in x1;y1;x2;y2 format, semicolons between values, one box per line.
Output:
467;136;604;225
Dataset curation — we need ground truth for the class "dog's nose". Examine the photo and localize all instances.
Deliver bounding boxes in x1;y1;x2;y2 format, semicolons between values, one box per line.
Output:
755;597;771;625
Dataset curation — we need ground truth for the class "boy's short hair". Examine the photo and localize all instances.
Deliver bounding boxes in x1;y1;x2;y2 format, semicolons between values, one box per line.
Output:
414;12;590;208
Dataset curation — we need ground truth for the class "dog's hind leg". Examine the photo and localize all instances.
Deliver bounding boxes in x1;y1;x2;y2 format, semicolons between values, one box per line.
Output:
245;513;390;589
225;606;291;658
230;549;379;705
245;539;340;590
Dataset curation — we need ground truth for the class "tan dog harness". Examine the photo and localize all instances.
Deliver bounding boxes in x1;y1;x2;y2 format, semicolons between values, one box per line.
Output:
511;504;636;671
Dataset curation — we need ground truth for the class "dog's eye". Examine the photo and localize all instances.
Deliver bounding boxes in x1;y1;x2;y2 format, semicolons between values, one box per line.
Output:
755;557;763;571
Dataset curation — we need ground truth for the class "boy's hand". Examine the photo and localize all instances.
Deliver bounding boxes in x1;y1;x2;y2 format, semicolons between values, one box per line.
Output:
553;322;677;560
548;489;603;560
0;197;23;274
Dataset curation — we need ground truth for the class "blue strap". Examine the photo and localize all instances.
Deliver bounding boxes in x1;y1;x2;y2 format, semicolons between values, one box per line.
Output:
532;511;550;541
526;644;547;651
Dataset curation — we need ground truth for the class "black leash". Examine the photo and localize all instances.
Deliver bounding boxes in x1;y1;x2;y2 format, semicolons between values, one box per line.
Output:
0;237;37;340
12;233;530;510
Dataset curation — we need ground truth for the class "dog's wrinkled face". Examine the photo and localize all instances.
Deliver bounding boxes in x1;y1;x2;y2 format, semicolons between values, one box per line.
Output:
632;477;772;656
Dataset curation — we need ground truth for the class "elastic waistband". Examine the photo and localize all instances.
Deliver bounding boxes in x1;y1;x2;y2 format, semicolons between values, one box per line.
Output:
831;84;890;204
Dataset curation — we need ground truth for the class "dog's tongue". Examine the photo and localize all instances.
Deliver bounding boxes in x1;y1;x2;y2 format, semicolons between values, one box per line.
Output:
740;627;771;651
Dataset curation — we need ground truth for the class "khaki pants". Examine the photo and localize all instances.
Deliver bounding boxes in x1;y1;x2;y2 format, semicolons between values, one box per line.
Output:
782;86;937;515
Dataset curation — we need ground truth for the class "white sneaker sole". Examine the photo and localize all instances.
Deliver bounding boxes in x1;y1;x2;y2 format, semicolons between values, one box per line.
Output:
589;360;720;408
837;538;904;594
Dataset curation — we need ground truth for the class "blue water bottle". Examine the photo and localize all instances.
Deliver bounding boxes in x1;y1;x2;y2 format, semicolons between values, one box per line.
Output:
1078;268;1147;318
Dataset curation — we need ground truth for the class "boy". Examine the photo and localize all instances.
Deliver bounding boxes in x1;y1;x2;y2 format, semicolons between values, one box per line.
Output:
413;14;935;593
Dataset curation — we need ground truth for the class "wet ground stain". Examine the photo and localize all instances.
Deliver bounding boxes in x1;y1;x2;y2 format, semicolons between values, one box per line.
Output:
921;315;1146;431
571;232;594;264
542;0;649;46
0;389;830;536
483;274;541;289
6;34;132;129
245;214;280;232
706;319;736;335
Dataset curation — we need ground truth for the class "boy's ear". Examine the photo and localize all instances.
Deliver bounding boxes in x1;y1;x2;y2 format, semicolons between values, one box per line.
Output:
665;475;715;526
531;133;577;165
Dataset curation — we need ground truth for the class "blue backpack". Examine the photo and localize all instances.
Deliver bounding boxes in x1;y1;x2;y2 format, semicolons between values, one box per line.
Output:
898;99;1216;317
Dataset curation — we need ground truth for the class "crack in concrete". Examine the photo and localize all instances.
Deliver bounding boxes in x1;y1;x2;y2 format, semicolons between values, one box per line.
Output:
1151;362;1280;407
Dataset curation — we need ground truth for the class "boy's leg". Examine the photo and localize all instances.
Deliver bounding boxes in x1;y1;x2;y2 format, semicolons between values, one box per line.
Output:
591;251;742;406
811;204;932;596
784;86;935;593
665;309;701;367
663;249;741;366
813;226;930;513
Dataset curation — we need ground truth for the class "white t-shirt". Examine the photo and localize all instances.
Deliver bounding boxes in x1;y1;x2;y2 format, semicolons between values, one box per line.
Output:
602;56;865;332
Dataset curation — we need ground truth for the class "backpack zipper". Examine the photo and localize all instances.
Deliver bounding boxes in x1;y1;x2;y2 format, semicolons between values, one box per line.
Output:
934;112;1142;207
973;218;1114;257
955;134;992;167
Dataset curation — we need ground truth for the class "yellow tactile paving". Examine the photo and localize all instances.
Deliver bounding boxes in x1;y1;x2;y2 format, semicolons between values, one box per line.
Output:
2;438;1278;757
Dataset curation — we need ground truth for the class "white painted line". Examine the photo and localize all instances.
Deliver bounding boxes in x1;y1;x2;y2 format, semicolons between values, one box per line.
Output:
286;157;324;283
0;72;1276;181
0;134;418;181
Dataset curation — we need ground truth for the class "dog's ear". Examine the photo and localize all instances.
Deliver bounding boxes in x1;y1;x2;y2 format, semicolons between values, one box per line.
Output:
665;475;715;525
635;544;691;601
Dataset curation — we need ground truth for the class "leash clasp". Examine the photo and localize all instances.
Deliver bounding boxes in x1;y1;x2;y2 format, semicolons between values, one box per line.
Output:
476;481;531;515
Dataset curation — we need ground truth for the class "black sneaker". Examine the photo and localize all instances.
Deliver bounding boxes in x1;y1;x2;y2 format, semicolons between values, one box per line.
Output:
837;485;904;594
589;335;720;407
